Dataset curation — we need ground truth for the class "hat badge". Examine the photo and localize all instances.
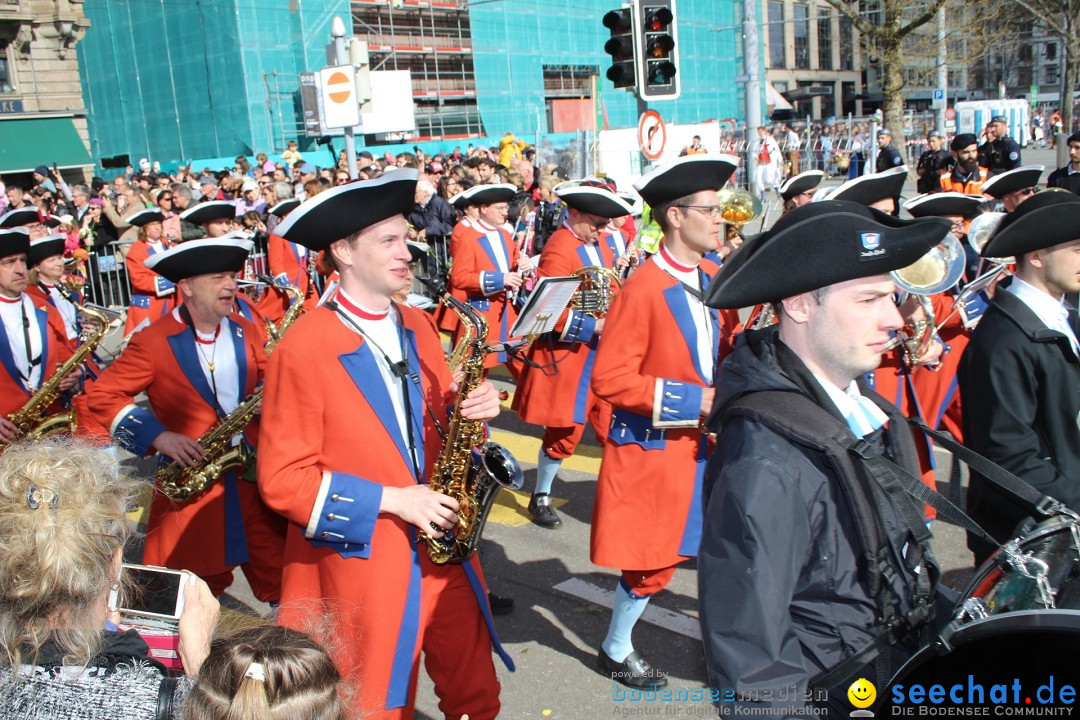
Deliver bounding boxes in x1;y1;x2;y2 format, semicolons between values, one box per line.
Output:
861;232;881;250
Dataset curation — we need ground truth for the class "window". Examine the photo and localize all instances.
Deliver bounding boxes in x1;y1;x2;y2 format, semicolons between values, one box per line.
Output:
819;85;835;117
794;4;810;69
948;69;963;88
842;80;857;113
768;1;786;68
1046;43;1057;60
1019;45;1033;62
1046;68;1059;85
0;43;12;94
839;17;854;71
817;7;833;70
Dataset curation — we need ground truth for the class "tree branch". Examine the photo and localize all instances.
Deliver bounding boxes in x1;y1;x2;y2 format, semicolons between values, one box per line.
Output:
896;0;950;41
822;0;876;38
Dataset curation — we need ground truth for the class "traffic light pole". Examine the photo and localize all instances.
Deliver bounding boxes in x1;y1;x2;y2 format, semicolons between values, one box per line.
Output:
331;17;358;180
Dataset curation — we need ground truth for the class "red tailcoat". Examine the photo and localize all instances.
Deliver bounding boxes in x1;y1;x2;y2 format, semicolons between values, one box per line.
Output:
513;227;616;430
590;254;738;571
124;240;175;336
448;220;520;368
0;295;72;418
436;217;476;333
87;312;285;600
257;304;509;719
258;233;312;322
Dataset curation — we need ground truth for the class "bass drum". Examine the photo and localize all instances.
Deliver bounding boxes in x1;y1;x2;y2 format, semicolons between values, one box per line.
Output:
884;517;1080;704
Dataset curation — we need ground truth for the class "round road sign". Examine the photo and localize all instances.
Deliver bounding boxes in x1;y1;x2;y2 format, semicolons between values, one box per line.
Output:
638;110;667;161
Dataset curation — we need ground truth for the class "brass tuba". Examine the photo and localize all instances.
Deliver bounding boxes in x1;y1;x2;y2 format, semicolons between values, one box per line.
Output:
966;211;1012;265
888;233;967;367
717;188;762;233
569;266;622;318
418;276;523;564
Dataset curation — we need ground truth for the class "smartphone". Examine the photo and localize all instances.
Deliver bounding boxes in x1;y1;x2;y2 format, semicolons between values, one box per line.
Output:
118;563;187;621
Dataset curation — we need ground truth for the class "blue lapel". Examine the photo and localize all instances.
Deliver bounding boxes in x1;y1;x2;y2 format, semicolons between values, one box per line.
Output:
402;326;425;474
661;276;718;386
338;340;416;477
576;242;608;270
32;306;49;391
228;320;248;402
166;328;224;417
0;313;25;394
477;228;503;270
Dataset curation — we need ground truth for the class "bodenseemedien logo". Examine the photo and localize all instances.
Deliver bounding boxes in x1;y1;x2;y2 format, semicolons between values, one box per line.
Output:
850;678;877;717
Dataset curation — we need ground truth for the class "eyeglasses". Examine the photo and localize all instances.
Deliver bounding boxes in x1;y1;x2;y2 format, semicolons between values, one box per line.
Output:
678;204;723;218
1017;187;1038;197
159;195;172;201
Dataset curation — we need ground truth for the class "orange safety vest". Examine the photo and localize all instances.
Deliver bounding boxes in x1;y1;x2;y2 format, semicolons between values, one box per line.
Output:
939;166;988;195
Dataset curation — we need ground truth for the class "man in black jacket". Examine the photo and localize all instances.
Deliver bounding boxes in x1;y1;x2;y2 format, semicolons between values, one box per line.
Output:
959;191;1080;564
700;201;952;715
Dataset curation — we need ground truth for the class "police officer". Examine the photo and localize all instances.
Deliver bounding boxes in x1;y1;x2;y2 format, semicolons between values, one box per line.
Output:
1046;131;1080;195
916;130;953;193
978;115;1022;177
939;134;988;194
875;128;904;172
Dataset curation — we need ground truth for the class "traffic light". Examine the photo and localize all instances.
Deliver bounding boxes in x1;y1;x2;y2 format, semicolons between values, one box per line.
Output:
637;0;680;100
602;7;638;90
348;37;372;112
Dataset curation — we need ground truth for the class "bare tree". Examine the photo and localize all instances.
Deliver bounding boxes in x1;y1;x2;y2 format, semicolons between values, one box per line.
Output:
823;0;950;137
1009;0;1079;132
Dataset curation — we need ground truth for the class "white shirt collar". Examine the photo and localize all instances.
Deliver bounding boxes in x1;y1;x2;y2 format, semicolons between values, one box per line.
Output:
1005;275;1068;331
812;372;889;435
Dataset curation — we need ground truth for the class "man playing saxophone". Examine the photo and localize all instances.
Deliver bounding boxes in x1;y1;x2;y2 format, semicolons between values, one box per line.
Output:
0;228;79;445
258;171;509;720
87;238;285;601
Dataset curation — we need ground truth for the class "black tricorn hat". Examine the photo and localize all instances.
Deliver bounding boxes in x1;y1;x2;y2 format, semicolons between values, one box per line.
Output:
144;238;254;283
27;233;67;267
275;169;418;251
179;200;236;226
903;192;984;219
980;191;1080;258
0;207;59;228
268;198;300;218
555;184;634;218
126;209;165;227
448;191;471;211
779;170;825;201
0;227;30;259
704;200;951;309
981;165;1044;199
825;166;908;206
462;183;517;207
633;154;739;207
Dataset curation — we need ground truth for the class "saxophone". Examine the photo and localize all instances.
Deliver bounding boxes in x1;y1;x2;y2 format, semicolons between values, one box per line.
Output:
1;303;111;452
260;276;306;352
157;282;305;502
418;277;523;564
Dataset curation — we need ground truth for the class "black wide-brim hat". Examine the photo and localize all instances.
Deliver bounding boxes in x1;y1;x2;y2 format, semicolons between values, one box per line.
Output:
275;169;418;251
704;200;951;309
825;166;908;206
461;183;517;207
779;170;825;201
903;192;984;219
555;185;634;218
126;209;165;227
0;227;30;259
179;201;236;226
633;154;739;207
144;238;254;283
268;198;300;218
981;165;1044;199
0;207;59;228
980;191;1080;258
27;233;67;267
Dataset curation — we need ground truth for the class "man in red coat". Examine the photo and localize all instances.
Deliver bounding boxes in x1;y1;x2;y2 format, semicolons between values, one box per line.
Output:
591;154;740;689
88;238;286;600
259;171;511;719
513;182;633;527
448;183;533;372
260;198;309;322
0;228;77;443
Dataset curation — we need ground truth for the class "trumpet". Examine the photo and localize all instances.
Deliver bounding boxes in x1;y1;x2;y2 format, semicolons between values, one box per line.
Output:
888;233;967;367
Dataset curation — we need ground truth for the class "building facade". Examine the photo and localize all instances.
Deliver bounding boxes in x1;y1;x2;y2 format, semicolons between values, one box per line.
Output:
0;0;93;181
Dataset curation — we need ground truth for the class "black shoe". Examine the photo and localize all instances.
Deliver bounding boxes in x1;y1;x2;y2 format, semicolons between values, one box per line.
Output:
597;649;668;690
488;592;515;616
528;493;562;528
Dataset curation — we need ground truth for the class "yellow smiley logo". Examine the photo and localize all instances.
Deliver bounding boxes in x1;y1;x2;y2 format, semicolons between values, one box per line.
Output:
848;678;876;709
